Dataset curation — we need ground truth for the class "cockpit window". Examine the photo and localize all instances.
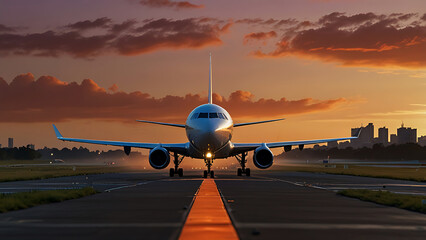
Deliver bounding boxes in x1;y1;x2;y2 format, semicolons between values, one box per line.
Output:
198;112;208;118
209;113;218;118
194;112;228;119
191;113;199;119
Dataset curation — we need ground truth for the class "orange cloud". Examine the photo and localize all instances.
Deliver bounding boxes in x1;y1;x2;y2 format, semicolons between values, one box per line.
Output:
139;0;204;10
0;18;230;58
0;74;348;123
243;31;277;44
252;12;426;68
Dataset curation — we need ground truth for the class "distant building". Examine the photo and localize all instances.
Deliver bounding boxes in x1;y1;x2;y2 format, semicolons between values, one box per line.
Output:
418;136;426;146
397;123;417;144
378;127;388;145
327;141;338;149
27;144;35;150
8;138;13;148
351;123;374;148
390;134;398;144
0;144;2;148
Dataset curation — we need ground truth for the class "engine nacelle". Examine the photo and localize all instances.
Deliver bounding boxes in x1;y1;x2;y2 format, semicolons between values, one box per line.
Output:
253;144;274;169
149;147;170;169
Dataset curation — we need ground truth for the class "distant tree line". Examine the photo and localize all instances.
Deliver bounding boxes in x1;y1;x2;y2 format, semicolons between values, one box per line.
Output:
37;147;142;160
0;146;142;160
279;143;426;160
0;147;41;160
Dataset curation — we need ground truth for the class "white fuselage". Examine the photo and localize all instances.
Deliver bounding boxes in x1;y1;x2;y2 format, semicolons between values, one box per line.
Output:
185;104;233;159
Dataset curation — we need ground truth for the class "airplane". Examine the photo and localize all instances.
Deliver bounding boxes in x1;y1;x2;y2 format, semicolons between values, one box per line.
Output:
53;54;361;178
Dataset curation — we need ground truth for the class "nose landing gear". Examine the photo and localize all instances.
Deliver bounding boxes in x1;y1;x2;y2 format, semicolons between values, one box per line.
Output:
236;152;250;176
203;158;215;178
170;152;184;177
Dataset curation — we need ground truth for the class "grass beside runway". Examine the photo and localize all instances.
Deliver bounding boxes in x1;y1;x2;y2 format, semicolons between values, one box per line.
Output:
0;165;129;182
276;165;426;182
338;189;426;214
0;187;98;213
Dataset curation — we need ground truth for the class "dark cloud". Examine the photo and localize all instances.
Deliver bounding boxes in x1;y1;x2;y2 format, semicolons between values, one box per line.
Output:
0;31;114;58
252;12;426;68
0;74;347;123
115;18;231;55
0;18;230;58
0;24;17;33
110;19;137;34
139;0;204;10
236;18;297;28
66;17;112;30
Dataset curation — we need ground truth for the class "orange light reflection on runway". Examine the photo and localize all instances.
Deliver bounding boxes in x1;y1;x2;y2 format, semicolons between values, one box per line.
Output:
179;179;239;240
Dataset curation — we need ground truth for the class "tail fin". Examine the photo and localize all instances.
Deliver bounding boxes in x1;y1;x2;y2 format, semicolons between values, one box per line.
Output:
208;53;212;104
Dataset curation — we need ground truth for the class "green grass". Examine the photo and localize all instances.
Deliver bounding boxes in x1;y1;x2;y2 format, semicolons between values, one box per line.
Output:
275;164;426;182
338;189;426;214
0;165;129;182
0;187;98;213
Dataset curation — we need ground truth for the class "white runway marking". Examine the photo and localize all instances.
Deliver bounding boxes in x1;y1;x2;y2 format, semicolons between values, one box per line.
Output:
0;222;181;228
103;181;156;192
236;223;426;231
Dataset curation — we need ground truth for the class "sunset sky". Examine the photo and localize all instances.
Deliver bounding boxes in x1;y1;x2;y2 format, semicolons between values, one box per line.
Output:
1;0;426;152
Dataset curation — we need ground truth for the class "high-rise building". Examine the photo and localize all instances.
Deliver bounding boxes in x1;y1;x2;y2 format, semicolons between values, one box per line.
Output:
397;123;417;144
378;127;388;144
418;136;426;146
8;138;13;148
0;144;2;148
351;123;374;148
390;134;398;144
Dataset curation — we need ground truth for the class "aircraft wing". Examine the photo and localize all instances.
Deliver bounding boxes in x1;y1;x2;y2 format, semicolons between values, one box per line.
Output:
136;120;185;128
233;118;285;127
231;129;361;155
52;124;188;154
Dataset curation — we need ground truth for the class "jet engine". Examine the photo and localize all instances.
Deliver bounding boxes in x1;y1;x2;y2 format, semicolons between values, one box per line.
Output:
149;147;170;169
253;144;273;169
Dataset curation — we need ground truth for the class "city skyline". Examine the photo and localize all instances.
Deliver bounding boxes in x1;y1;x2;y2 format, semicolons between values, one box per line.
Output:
3;122;426;150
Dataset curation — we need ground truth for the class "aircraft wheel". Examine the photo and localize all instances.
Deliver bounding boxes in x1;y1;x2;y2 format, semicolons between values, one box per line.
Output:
178;168;183;177
210;170;215;178
169;168;175;177
237;168;242;176
246;168;251;176
203;170;208;178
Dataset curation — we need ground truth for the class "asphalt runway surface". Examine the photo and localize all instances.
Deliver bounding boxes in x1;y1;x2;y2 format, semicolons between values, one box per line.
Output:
0;170;425;239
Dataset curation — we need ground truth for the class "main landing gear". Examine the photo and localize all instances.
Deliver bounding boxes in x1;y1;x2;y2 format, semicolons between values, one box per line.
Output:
203;158;215;178
235;152;250;176
170;152;184;177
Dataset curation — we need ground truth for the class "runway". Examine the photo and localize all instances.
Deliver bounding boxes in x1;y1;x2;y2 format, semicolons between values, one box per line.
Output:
0;170;425;239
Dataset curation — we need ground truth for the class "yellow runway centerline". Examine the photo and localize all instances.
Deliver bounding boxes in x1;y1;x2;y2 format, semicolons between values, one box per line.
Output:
179;179;239;240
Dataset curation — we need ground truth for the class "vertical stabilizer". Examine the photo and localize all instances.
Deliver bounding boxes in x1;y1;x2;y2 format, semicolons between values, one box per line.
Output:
208;53;213;104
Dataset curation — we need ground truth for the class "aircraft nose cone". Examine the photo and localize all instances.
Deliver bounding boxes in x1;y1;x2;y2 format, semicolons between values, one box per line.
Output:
196;127;223;152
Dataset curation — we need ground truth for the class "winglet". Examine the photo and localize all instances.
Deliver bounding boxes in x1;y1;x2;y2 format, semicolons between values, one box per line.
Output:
353;128;362;138
52;124;63;139
208;53;212;104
